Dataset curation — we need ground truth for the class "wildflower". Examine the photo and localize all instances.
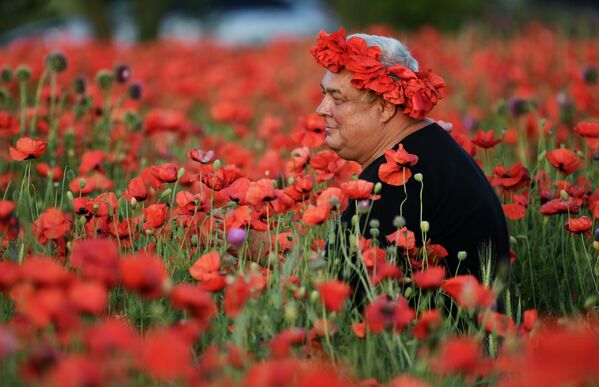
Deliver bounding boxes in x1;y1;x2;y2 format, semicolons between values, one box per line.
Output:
441;275;495;309
302;205;331;226
9;137;47;161
574;121;599;138
412;309;441;340
471;129;502;148
169;284;217;323
32;208;71;245
365;294;415;333
140;328;193;381
378;145;419;186
546;148;581;175
430;337;491;376
188;148;215;164
316;280;351;312
413;266;446;289
119;253;169;299
565;216;593;234
70;238;120;286
45;51;67;72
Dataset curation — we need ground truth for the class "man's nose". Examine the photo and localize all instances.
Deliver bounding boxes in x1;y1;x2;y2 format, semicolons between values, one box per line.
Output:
315;97;331;117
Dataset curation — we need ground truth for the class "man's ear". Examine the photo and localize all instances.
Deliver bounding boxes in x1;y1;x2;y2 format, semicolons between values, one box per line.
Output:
379;99;397;123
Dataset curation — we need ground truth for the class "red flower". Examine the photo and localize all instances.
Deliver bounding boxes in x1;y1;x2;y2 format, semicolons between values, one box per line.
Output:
70;239;119;286
169;284;217;324
187;148;215;164
119;253;168;299
470;129;502;149
378;145;419;186
78;150;105;175
224;276;251;318
412;309;441;340
365;294;415;333
430;337;490;376
20;255;69;286
540;198;580;216
477;311;516;337
503;203;527;220
32;207;71;244
302;205;331;226
316;186;348;211
565;216;593;234
291;113;326;148
67;280;108;315
316;280;351;312
413;266;446;289
574;121;599;138
140;329;193;381
9;137;47;161
441;275;495;309
126;177;148;202
35;163;63;181
491;162;530;191
0;261;20;290
386;227;416;250
310;27;348;72
269;328;306;357
189;251;226;292
143;203;167;230
546;148;581;175
340;179;379;200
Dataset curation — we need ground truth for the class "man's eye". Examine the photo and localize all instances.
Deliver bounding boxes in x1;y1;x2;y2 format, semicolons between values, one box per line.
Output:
334;98;344;104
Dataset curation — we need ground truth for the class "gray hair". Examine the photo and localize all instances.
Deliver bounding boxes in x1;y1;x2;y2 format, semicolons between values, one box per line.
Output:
347;33;419;72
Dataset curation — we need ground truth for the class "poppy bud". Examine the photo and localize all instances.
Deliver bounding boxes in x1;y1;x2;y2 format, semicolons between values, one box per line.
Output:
177;167;186;180
130;197;137;209
297;286;306;298
369;228;379;238
393;215;406;228
584;296;597;310
357;199;369;214
559;190;569;201
66;191;74;201
113;64;131;83
374;182;382;193
227;228;247;247
420;221;429;233
287;176;295;185
96;70;113;91
510;236;517;245
369;219;380;229
213;159;222;171
351;214;359;226
457;251;467;261
592;240;599;250
160;188;172;200
15;65;31;82
404;286;413;298
190;234;199;246
582;66;598;84
145;228;154;236
1;67;12;83
594;228;599;241
66;241;72;251
128;82;143;100
45;52;68;73
284;302;298;322
414;173;423;182
79;215;86;225
79;179;87;189
537;150;546;161
309;290;319;303
72;76;87;94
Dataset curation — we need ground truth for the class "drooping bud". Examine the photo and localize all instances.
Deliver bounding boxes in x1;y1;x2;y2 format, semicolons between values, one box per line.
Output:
79;179;87;189
45;52;68;73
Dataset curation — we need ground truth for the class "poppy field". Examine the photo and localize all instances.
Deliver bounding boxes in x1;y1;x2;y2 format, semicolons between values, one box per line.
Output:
0;24;598;386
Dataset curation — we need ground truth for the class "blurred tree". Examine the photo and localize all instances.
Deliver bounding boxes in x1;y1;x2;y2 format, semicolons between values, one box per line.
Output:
324;0;496;31
132;0;171;42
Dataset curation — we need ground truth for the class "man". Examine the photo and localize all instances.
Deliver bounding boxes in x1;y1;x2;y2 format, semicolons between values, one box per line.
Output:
313;28;510;306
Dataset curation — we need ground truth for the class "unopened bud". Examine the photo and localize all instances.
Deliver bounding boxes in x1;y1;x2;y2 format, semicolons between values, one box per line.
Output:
284;302;298;322
592;241;599;250
584;296;597;310
369;219;380;229
145;228;154;236
66;191;74;201
1;67;12;83
356;199;370;214
404;287;414;298
393;216;406;228
287;176;295;185
420;221;430;233
310;290;319;303
414;173;423;182
559;190;569;201
113;64;131;83
160;188;172;200
45;51;68;73
369;228;379;238
213;159;222;171
537;150;546;161
96;70;113;90
190;234;199;246
128;82;142;100
130;197;138;209
79;179;87;189
297;286;306;299
510;236;517;245
15;65;31;82
351;214;359;226
177;167;186;180
79;215;86;224
72;76;87;94
457;251;468;261
374;182;382;194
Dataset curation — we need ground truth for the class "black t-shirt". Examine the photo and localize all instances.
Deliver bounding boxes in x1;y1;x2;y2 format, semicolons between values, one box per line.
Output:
337;122;510;280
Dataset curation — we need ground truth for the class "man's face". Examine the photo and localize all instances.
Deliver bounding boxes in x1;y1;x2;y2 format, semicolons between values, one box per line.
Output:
316;70;383;165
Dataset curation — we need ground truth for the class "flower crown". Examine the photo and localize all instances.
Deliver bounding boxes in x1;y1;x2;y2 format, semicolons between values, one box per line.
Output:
311;27;446;120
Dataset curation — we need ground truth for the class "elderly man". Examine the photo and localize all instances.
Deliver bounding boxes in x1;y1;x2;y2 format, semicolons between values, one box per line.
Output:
312;28;510;305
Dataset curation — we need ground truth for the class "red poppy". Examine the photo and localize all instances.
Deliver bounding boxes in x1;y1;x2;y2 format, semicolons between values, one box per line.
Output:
477;311;516;337
189;251;226;292
316;187;348;211
316;280;351;312
564;216;593;234
503;203;527;220
470;129;502;148
201;164;243;191
49;355;103;387
540;198;580;216
35;163;63;181
413;266;446;289
140;329;193;381
388;375;430;387
491;162;530;191
546;148;581;175
430;337;490;376
245;178;277;205
451;132;477;157
143;203;167;230
9;137;47;161
378;145;419;186
386;227;416;250
340;179;379;200
310;150;361;184
269;328;306;357
310;27;348;72
412;309;441;340
574;121;599;138
286;147;310;175
20;255;70;287
352;322;366;338
78;150;105;175
291;113;326;148
32;207;71;244
282;175;313;202
0;200;16;220
119;253;168;299
169;284;217;324
441;275;495;309
70;238;119;287
0;261;20;291
365;294;415;333
302;205;331;226
518;309;538;334
187;148;215;164
84;318;139;357
126;177;148;202
67;280;108;315
224;276;251;318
